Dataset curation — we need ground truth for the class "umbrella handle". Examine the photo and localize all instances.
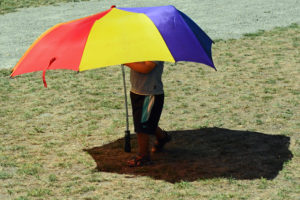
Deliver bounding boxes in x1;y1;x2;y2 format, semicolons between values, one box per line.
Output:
121;65;131;152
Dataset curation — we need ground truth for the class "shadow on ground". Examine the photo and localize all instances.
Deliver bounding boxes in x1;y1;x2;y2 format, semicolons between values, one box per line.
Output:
84;127;293;183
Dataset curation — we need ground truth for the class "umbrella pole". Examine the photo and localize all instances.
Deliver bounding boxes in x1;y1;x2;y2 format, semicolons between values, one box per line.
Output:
121;65;131;152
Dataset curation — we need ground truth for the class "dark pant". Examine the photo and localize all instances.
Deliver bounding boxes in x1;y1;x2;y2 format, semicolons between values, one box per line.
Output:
130;92;164;135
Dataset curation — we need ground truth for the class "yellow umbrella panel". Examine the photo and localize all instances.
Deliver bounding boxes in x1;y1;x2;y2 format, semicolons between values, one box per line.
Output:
80;8;175;71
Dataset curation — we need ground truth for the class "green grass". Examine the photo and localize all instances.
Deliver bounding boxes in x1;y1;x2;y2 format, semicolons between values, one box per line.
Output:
0;0;90;15
1;24;300;199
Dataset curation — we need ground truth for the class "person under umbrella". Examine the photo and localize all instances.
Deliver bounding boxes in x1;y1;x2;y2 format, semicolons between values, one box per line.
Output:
124;61;171;167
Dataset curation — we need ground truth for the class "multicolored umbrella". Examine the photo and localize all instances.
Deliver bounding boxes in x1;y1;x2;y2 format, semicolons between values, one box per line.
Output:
11;5;215;86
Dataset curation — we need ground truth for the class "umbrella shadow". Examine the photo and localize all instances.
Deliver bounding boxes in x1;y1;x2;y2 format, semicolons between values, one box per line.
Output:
84;127;293;183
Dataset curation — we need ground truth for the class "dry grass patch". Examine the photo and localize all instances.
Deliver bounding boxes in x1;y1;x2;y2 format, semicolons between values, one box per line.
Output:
0;0;90;15
0;24;299;199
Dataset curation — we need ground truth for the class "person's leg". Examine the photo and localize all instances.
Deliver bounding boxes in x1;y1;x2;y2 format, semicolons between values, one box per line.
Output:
137;132;150;157
152;126;171;153
127;132;151;167
128;92;153;166
155;126;166;141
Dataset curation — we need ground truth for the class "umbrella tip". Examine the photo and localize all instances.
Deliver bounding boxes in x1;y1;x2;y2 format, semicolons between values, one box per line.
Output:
111;5;116;8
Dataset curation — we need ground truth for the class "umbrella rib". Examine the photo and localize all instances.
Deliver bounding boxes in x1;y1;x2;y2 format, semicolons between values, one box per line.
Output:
42;57;56;88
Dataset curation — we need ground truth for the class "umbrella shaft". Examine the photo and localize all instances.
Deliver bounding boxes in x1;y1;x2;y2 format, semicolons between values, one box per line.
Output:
121;65;129;131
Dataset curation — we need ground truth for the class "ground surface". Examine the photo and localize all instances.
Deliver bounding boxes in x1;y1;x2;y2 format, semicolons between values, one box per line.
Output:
1;24;299;199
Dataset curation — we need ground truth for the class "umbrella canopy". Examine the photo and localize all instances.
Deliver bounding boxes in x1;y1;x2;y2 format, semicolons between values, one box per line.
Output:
11;5;215;83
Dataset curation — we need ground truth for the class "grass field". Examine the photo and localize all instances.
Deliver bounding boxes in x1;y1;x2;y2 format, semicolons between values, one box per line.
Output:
0;22;299;199
0;0;89;14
